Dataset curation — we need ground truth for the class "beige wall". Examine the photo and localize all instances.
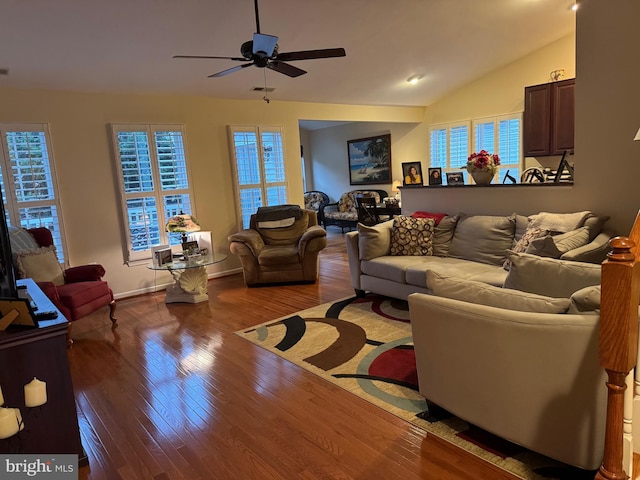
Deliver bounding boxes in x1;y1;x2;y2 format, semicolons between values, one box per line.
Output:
0;88;423;297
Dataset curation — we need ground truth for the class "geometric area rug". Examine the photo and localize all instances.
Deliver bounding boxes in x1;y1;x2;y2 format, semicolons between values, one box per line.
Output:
235;294;597;480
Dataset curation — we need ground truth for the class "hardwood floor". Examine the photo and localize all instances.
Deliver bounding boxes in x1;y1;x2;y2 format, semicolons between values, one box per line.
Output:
69;229;520;480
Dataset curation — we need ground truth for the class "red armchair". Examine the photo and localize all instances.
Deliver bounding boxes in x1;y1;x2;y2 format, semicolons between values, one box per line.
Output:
14;227;116;343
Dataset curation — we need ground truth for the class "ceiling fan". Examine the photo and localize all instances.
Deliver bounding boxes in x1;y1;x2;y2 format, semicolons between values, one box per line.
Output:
173;0;346;78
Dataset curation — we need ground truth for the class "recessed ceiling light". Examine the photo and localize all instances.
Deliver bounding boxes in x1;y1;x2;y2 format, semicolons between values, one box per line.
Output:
571;2;578;11
406;74;423;84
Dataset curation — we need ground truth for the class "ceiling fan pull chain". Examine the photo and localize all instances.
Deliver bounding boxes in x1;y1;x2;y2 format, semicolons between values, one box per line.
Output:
263;68;270;104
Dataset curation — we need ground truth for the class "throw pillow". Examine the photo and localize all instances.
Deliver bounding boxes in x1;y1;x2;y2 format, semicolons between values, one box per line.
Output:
8;227;40;253
411;211;447;226
390;216;435;256
448;214;516;266
14;246;64;286
358;220;393;260
503;226;549;270
427;271;571;314
525;227;590;259
432;214;459;257
503;251;601;298
528;211;591;233
568;285;601;313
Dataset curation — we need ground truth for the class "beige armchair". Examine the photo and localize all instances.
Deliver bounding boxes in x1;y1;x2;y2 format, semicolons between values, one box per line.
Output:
228;207;327;286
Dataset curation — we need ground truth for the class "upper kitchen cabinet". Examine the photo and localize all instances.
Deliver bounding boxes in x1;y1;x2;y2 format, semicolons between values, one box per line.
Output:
523;78;575;157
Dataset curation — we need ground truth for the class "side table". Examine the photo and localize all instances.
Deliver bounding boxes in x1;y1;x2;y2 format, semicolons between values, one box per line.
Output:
147;253;227;304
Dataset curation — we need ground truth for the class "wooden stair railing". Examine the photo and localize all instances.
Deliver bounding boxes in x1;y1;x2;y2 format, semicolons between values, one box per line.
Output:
597;211;640;480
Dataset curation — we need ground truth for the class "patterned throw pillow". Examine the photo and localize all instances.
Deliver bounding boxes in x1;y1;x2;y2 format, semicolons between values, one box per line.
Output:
390;216;435;256
503;226;548;270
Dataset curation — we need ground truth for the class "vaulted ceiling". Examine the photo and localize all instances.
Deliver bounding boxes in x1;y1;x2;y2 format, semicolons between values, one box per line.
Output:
0;0;576;107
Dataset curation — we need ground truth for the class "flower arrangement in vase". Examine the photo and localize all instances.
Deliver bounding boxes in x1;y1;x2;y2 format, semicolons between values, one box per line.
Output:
466;150;501;185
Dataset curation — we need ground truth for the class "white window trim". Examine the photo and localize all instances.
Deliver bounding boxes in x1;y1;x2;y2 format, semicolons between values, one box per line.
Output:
0;122;68;264
111;123;196;264
227;125;288;229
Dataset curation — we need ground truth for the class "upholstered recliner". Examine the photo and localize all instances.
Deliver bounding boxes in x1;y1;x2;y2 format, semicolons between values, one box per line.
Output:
9;226;116;343
228;206;327;286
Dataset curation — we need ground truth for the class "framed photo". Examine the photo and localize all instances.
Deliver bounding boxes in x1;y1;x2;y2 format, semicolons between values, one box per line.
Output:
152;246;173;266
428;167;442;186
402;162;423;186
446;171;465;186
347;134;392;185
181;240;200;256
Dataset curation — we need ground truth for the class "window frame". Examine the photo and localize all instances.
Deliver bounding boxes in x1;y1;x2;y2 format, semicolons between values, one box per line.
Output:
227;125;288;229
430;113;522;184
0;123;67;264
111;123;197;264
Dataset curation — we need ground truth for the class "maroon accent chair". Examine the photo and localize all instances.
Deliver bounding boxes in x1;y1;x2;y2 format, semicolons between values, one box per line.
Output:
27;227;117;344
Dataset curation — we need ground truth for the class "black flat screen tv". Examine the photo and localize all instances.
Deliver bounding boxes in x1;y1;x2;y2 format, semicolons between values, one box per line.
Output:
0;194;18;299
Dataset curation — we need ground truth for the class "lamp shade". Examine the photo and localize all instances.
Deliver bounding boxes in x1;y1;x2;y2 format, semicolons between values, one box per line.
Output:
166;213;201;233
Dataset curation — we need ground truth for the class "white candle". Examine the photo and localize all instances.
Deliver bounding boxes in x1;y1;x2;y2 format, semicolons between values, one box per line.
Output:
0;408;19;439
0;385;3;406
24;377;47;407
13;409;23;431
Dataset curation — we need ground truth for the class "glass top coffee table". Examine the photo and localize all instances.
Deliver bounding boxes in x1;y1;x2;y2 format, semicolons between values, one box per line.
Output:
147;252;227;304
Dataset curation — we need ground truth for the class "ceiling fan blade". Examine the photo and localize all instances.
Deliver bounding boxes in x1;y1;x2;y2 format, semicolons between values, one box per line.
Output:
253;33;278;57
174;55;249;62
276;48;346;62
267;61;306;78
208;63;255;78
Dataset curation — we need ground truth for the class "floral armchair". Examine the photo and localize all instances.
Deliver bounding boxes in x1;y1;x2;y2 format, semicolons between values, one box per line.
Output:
320;189;388;232
303;191;330;225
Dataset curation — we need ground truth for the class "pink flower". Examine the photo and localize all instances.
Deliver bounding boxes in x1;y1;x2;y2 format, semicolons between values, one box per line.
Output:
467;150;500;173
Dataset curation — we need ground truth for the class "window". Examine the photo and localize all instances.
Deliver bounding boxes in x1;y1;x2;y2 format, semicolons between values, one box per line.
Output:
430;114;522;184
228;126;287;229
429;121;470;183
111;124;195;262
0;124;66;262
473;114;522;183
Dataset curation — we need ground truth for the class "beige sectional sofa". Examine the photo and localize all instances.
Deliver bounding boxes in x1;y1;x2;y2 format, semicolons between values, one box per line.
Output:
345;211;611;470
346;211;612;300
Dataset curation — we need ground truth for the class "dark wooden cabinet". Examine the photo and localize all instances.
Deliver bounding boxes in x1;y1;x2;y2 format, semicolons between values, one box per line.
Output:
0;279;86;465
523;78;575;156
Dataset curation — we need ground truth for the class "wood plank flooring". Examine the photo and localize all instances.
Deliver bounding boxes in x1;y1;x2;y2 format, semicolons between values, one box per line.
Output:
68;230;522;479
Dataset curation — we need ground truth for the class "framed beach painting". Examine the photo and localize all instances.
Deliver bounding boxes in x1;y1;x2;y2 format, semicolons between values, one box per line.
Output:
347;134;392;185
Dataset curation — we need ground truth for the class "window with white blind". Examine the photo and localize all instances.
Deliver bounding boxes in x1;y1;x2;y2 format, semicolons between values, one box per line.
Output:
111;124;196;262
228;126;287;229
429;121;470;184
0;124;66;263
430;114;522;184
473;114;522;183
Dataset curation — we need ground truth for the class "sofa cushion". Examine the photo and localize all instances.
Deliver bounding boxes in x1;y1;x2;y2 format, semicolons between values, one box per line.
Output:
14;246;65;286
427;271;571;314
358;220;393;260
525;227;590;259
503;251;601;298
432;214;459;257
390;216;435;256
583;214;610;241
528;211;591;233
448;214;516;266
407;257;507;288
503;226;549;270
514;214;530;243
257;245;300;266
568;285;601;313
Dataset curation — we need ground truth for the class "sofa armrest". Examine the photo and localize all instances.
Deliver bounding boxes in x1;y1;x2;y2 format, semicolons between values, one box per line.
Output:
560;230;614;263
298;225;327;256
64;264;106;282
345;231;362;290
228;230;265;257
408;292;606;470
320;201;339;215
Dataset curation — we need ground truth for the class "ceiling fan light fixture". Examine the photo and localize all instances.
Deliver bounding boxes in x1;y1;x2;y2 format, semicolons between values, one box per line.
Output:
407;74;423;85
